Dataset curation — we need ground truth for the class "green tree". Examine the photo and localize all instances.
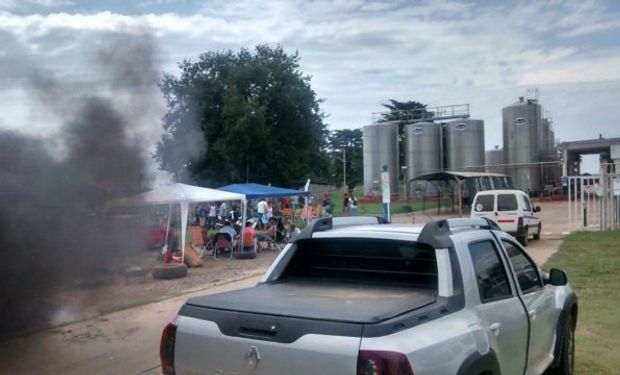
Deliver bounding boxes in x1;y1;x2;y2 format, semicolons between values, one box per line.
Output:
379;99;431;169
155;45;328;186
380;99;431;123
327;129;363;189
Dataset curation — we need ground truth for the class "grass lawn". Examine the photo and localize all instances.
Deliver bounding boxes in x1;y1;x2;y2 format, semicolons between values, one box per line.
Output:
544;231;620;374
325;186;450;217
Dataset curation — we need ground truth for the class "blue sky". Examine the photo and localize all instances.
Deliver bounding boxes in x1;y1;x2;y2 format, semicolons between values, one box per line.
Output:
1;0;620;173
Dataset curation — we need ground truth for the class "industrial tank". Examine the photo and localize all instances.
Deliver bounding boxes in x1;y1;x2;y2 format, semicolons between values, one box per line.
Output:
404;122;442;182
502;97;543;191
541;118;550;157
363;123;399;196
485;147;504;175
445;119;485;172
404;122;442;197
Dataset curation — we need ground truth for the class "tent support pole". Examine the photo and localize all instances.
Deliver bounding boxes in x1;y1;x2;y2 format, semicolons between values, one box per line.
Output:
164;203;172;247
239;199;247;258
180;202;188;265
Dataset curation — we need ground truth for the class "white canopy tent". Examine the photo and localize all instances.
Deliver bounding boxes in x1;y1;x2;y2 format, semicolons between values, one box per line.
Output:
107;183;246;261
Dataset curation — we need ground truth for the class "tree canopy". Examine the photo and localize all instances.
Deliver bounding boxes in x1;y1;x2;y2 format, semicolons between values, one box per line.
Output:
155;45;328;187
379;99;430;170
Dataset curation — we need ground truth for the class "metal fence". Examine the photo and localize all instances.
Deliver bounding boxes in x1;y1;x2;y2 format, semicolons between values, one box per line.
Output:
567;172;620;231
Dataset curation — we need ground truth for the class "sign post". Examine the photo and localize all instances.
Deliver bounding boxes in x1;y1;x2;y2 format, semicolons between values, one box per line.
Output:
381;165;391;222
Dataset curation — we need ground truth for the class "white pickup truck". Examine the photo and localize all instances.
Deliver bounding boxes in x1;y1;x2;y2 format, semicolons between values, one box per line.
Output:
160;217;577;375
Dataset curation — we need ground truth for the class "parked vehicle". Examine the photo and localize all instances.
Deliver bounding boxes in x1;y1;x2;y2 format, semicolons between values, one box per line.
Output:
161;217;577;375
471;189;542;246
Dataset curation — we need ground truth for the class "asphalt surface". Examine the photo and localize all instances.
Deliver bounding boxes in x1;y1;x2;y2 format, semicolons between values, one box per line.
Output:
0;276;262;375
390;200;570;265
0;201;572;374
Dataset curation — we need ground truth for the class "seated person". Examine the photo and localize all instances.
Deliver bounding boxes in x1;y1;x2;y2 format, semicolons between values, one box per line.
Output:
242;221;256;252
217;220;238;247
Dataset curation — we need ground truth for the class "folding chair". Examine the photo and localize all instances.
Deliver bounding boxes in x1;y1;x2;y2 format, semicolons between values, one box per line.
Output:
189;225;207;258
213;233;233;259
256;226;281;253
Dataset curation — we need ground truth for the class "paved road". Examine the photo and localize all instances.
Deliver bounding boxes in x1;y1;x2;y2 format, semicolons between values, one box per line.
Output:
0;276;262;375
0;201;572;374
391;200;570;265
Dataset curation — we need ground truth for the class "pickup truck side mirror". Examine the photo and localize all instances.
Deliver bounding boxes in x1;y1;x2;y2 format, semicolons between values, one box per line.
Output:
546;268;567;286
534;206;541;213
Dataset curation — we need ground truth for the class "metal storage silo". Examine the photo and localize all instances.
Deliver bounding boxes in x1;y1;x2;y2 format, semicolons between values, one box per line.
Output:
404;122;442;182
502;97;543;191
404;122;442;197
445;119;485;172
485;146;504;175
363;123;399;196
541;118;551;158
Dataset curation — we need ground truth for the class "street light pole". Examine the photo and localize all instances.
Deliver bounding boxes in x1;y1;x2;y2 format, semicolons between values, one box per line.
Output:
343;148;346;190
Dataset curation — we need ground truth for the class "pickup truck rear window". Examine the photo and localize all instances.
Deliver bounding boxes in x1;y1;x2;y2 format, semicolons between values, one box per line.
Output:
281;238;437;288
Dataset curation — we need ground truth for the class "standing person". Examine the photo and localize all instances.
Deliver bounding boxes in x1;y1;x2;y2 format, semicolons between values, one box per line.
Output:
198;203;207;228
322;193;334;217
342;192;350;216
350;194;359;216
291;196;298;211
218;201;228;221
297;195;305;209
207;202;217;230
257;198;268;224
322;194;329;217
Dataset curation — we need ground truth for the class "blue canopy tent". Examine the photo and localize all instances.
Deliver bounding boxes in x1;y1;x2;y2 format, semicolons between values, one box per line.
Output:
219;183;311;226
218;183;309;199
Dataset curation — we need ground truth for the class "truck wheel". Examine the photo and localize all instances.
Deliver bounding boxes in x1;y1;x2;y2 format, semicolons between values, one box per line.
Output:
518;226;529;246
152;264;188;280
533;223;542;240
545;315;575;375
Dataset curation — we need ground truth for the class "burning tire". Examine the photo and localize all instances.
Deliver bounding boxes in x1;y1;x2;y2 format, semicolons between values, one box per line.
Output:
152;264;188;280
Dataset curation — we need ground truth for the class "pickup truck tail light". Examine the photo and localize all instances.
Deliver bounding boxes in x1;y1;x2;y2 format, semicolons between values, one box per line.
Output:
518;217;523;226
160;323;177;375
357;350;414;375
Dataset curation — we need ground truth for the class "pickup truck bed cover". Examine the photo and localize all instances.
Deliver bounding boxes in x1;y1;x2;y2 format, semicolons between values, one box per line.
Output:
185;278;437;324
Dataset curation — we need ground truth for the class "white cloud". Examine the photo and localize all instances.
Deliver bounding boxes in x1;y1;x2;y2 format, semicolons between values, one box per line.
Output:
0;0;619;151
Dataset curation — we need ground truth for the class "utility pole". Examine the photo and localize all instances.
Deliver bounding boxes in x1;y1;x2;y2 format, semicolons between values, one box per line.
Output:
343;148;347;190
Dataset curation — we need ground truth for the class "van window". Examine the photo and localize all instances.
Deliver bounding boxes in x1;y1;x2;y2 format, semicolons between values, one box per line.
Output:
521;195;532;211
474;195;494;212
497;194;518;211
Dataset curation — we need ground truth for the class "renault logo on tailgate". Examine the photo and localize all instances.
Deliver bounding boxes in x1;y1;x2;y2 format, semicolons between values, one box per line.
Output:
245;346;261;370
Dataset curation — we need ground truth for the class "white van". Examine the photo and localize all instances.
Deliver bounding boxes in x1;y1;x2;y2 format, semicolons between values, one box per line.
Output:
470;189;541;246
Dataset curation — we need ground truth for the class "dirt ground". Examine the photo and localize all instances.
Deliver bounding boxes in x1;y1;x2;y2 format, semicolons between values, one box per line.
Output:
22;249;280;335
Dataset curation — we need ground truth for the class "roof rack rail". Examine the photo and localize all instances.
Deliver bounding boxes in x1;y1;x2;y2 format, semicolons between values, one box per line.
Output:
417;217;500;248
294;217;333;241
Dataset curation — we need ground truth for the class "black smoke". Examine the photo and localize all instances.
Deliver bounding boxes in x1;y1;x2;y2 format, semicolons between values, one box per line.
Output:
0;32;162;337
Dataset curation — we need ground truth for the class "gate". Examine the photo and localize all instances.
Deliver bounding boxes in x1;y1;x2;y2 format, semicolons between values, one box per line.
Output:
568;171;620;230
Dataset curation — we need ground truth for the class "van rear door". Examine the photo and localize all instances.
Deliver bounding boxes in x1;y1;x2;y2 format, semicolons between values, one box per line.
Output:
495;193;519;233
471;193;495;221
